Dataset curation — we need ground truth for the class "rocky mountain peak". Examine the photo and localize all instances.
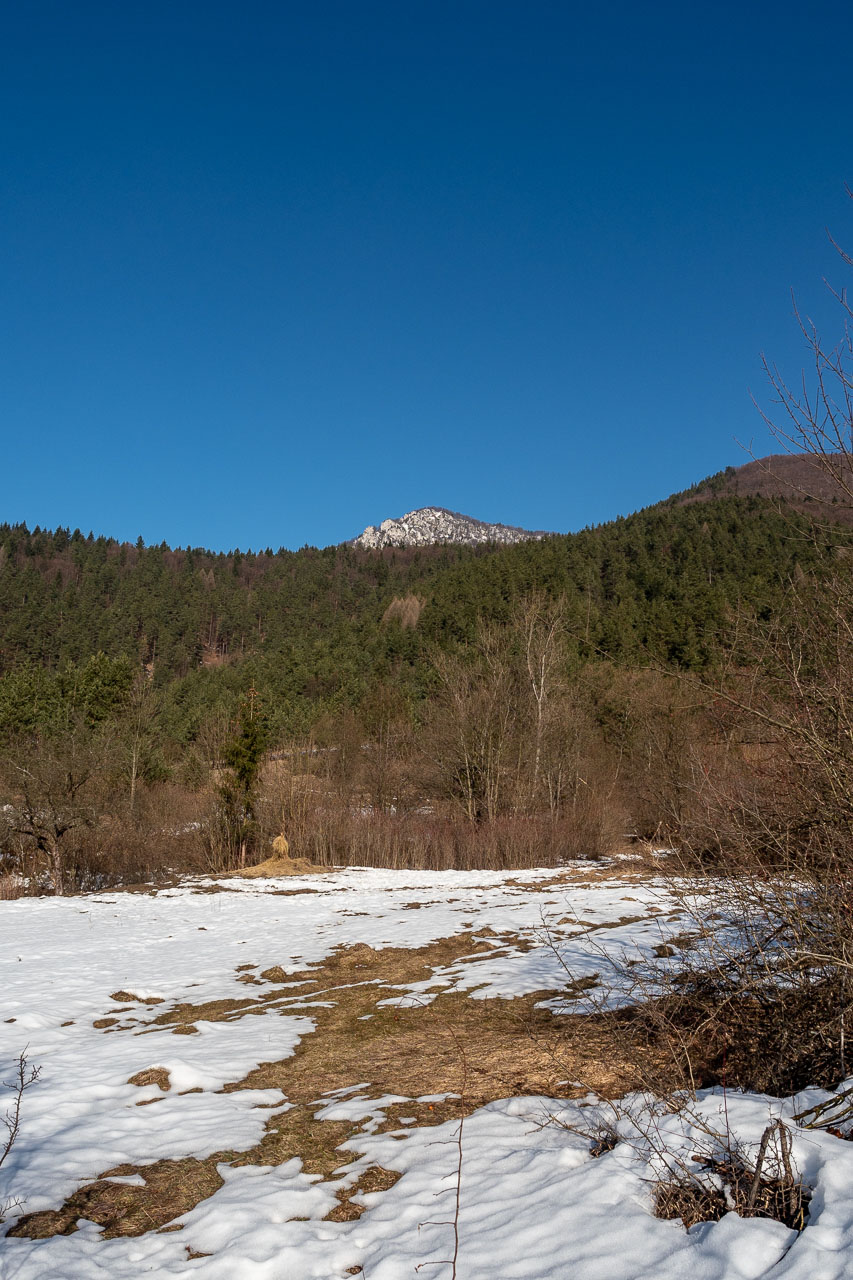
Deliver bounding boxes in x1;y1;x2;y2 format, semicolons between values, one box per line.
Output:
351;507;549;550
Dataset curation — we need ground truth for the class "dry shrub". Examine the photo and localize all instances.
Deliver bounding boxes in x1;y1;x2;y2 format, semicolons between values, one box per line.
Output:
88;790;208;889
556;580;853;1101
627;576;853;1095
255;786;616;871
654;206;853;1102
252;651;626;870
655;1120;810;1232
561;1090;810;1236
0;872;25;901
566;841;853;1103
0;1049;41;1224
0;778;210;895
592;666;715;844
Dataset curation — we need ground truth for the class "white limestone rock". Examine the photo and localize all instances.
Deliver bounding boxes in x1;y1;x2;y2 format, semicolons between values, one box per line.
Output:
351;507;549;550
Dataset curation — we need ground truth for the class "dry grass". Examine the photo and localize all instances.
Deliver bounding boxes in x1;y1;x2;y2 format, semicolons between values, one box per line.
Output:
0;873;25;901
7;1158;227;1240
278;805;615;872
10;923;670;1243
109;991;164;1005
222;854;330;878
128;1067;171;1092
325;1166;402;1222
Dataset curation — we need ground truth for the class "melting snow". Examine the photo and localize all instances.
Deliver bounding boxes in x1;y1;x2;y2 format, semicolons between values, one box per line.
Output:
1;865;852;1277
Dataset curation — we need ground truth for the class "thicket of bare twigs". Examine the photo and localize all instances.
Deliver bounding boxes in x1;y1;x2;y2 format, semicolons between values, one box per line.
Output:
635;570;853;1098
0;629;782;892
0;1051;40;1225
659;217;853;1097
558;1086;811;1233
543;204;853;1235
656;227;853;1106
0;740;210;896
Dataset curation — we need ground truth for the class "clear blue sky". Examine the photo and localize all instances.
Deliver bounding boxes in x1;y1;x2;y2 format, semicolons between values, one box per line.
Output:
2;1;851;551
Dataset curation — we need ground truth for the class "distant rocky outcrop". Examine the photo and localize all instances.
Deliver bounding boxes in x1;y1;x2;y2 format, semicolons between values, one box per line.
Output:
351;507;549;550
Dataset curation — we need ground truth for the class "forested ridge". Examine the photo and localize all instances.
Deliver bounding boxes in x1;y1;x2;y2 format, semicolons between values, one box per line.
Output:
0;493;831;726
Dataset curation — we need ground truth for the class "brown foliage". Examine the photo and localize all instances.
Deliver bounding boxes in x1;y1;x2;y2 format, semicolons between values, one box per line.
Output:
381;593;425;629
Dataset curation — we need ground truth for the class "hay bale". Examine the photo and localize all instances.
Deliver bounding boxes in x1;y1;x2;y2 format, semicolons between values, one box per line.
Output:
236;855;324;878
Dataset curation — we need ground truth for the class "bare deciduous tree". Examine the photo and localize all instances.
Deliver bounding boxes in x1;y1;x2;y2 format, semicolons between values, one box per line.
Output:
629;201;853;1095
427;625;518;822
517;592;567;810
0;730;103;895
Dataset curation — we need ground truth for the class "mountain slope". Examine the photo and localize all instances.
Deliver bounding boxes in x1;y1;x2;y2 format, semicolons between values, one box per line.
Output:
676;452;853;521
2;455;849;754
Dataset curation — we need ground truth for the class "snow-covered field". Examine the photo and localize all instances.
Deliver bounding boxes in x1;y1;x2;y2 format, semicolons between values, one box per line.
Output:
1;864;852;1278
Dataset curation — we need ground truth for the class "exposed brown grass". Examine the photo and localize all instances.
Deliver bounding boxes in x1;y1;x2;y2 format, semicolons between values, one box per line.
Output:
10;925;669;1243
325;1166;402;1222
110;991;164;1005
284;809;614;871
0;872;25;900
7;1158;227;1240
128;1067;171;1092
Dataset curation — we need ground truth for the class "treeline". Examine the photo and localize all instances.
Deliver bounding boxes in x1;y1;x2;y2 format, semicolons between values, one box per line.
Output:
0;492;842;892
0;603;729;893
0;495;832;687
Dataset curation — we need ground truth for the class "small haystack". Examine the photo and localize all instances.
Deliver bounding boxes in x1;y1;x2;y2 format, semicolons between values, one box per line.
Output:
227;833;329;878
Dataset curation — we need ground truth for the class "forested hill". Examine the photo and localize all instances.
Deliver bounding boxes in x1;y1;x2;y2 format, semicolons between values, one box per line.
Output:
672;453;853;517
0;527;472;677
0;493;837;727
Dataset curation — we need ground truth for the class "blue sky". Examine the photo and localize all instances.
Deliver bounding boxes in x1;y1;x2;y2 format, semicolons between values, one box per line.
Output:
2;1;851;551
